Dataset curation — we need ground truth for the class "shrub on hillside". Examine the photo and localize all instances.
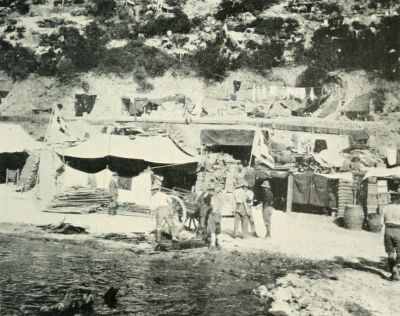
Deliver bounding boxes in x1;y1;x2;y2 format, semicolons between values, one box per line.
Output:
141;8;191;36
194;42;230;81
305;15;400;81
215;0;278;21
98;40;172;77
239;40;285;73
317;2;342;15
90;0;116;18
244;17;299;38
0;39;37;80
36;49;58;76
107;21;137;40
57;23;106;72
14;0;30;15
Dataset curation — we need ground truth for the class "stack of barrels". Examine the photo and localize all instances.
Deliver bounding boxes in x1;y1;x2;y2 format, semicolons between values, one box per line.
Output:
338;179;354;217
344;204;365;230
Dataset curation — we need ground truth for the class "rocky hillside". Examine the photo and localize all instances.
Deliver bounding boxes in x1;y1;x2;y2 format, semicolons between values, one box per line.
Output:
0;0;399;120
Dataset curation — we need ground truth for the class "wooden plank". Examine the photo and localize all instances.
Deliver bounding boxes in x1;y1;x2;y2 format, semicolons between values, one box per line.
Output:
286;173;294;213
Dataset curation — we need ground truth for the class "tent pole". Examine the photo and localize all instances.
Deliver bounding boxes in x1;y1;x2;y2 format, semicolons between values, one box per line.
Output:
286;173;293;213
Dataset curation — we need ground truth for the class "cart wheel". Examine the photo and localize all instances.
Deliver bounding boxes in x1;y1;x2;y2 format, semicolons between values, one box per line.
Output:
168;195;187;229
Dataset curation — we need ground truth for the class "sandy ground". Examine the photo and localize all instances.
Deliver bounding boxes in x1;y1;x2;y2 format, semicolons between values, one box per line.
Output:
3;184;400;315
0;184;385;262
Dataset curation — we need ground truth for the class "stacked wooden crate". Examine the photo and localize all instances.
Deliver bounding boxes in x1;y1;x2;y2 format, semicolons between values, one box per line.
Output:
378;180;389;213
367;182;379;214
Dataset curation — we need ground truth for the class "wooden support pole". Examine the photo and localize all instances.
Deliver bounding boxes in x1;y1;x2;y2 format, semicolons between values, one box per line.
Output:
286;173;294;213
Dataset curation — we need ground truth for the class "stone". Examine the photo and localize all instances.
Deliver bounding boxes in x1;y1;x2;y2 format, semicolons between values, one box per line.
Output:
268;301;295;316
295;293;313;308
273;287;293;302
258;285;268;298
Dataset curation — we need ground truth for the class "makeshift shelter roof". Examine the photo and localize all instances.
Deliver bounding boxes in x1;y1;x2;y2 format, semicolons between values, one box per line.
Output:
201;128;255;146
0;124;44;153
344;93;371;112
57;134;198;165
266;100;291;117
0;80;13;92
314;149;346;168
363;166;400;180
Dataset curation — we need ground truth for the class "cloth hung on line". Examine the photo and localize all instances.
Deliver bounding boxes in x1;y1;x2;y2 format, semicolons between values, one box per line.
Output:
293;172;330;207
386;148;397;166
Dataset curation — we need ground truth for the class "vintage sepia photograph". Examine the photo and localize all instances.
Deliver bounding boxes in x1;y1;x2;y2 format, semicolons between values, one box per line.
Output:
0;0;400;314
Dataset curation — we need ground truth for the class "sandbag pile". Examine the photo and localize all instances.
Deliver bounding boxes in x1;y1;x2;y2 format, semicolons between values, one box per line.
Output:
195;153;244;193
337;179;354;217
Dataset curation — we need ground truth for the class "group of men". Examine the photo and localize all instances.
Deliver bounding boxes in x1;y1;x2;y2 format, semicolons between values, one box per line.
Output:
232;180;274;239
196;178;275;247
107;168;276;249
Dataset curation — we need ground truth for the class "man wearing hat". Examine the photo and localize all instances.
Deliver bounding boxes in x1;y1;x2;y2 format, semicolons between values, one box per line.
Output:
233;181;257;238
382;193;400;281
108;171;119;215
260;180;274;238
209;185;223;249
196;184;215;239
150;182;176;243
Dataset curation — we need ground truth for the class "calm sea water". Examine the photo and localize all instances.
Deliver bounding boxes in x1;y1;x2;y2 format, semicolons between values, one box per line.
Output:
0;235;270;315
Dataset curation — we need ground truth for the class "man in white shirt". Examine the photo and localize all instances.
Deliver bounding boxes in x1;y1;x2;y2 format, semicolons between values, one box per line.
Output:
150;185;176;243
233;181;257;238
382;194;400;281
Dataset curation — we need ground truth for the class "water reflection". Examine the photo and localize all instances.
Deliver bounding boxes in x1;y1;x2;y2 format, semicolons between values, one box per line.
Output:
0;236;264;315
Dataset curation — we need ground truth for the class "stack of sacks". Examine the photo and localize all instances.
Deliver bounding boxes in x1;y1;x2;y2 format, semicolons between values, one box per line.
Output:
338;179;354;217
195;153;244;193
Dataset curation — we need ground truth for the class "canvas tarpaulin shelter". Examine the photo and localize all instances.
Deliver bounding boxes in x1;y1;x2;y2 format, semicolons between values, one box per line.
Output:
0;79;13;102
200;129;255;146
0;124;44;153
292;171;330;207
344;93;371;112
363;166;400;180
313;149;346;168
57;134;199;176
251;129;275;168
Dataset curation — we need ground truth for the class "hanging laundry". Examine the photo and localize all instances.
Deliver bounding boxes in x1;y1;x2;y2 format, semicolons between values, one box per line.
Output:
74;94;97;116
309;87;316;101
286;87;306;100
233;80;241;93
386;148;397;166
268;86;279;97
256;84;261;102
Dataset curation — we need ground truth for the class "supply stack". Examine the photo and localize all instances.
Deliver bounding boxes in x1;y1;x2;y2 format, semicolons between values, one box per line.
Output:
194;153;244;193
366;178;389;214
367;178;379;214
377;180;389;213
338;179;354;217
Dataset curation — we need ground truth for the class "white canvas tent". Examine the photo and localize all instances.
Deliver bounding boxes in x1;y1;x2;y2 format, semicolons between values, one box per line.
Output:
0;124;43;153
57;134;199;165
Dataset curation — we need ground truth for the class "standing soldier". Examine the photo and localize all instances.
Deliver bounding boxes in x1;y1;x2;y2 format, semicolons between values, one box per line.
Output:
233;181;257;238
382;194;400;281
260;180;274;238
196;184;214;239
209;186;223;249
108;172;119;215
150;183;176;243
